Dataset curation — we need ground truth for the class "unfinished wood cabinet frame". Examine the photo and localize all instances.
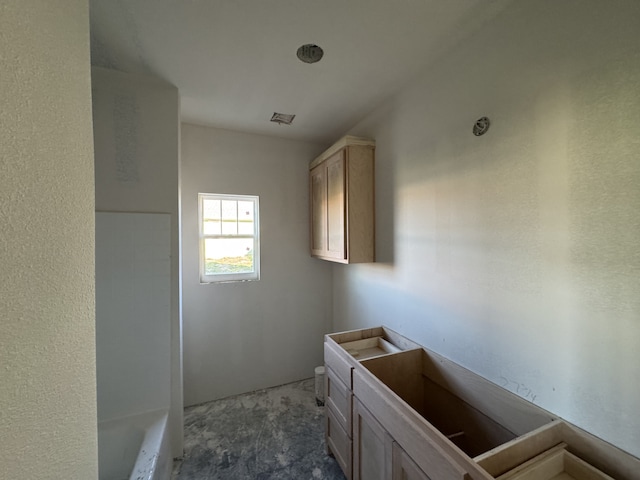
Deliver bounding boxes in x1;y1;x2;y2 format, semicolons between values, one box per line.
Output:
326;405;352;479
325;366;352;433
353;398;394;480
324;326;640;480
309;136;375;264
392;442;431;480
324;327;422;479
353;366;473;480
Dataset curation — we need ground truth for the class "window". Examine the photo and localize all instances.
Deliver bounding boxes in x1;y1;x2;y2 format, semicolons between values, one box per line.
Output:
198;193;260;283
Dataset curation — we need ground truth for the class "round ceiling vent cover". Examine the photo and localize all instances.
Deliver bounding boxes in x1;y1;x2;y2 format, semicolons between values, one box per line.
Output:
297;44;324;64
473;117;491;136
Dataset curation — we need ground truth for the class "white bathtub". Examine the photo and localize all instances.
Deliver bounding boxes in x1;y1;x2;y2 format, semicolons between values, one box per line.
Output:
98;410;172;480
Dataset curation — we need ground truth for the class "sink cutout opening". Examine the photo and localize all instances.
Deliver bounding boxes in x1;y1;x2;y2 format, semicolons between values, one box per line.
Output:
419;375;517;457
361;349;521;458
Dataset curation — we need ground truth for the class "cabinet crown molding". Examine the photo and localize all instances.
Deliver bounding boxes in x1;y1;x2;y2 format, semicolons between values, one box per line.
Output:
310;135;375;170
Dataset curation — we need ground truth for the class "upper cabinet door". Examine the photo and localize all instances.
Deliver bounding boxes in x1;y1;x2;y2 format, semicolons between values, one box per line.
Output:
310;163;327;256
325;151;346;260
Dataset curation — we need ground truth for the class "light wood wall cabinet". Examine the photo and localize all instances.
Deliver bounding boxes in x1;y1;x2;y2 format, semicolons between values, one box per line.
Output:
324;327;640;480
309;136;375;263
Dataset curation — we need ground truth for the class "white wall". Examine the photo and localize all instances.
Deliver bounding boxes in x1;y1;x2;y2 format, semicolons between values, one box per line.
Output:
95;213;171;422
335;0;640;458
92;67;183;457
181;124;332;406
0;1;98;478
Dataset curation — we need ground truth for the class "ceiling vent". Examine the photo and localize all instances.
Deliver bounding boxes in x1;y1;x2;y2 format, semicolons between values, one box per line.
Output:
473;117;491;136
297;44;324;64
271;112;296;125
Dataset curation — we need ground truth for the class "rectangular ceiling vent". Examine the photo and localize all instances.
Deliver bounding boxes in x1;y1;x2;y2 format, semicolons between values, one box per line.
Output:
270;112;296;125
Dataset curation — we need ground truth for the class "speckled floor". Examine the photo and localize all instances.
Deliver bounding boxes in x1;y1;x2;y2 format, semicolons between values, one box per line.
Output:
171;379;346;480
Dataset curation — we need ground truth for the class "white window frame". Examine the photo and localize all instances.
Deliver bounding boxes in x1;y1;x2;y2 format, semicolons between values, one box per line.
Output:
198;193;260;283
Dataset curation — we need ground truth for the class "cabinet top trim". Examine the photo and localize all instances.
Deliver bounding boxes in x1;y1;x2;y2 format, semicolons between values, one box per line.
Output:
310;135;375;170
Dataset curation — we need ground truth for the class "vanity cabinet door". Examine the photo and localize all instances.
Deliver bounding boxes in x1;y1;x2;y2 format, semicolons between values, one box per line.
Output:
353;399;393;480
393;442;431;480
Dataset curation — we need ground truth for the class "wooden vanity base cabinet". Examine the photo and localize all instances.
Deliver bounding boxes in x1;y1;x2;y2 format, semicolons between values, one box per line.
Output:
324;327;640;480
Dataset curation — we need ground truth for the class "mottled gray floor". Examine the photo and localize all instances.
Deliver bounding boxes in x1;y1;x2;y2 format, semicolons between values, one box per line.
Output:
172;379;346;480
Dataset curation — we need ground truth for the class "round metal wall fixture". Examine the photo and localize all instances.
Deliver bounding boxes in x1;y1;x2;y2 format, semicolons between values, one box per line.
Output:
297;44;324;64
473;117;491;136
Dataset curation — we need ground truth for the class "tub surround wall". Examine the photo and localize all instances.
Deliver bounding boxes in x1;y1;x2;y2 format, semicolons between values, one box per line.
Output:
0;0;98;478
92;67;183;457
181;124;332;406
95;213;171;423
336;0;640;458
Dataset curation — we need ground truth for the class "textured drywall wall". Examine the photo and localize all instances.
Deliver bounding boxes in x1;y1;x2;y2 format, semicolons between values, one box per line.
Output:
0;1;98;478
335;0;640;458
181;124;332;406
91;67;183;457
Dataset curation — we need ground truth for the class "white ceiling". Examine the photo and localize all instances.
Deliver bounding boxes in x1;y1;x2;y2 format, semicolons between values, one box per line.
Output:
90;0;513;144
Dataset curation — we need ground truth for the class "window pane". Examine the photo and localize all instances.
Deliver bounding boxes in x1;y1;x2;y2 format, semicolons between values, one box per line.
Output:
204;238;254;275
221;200;238;235
199;193;260;283
202;199;221;234
237;200;254;234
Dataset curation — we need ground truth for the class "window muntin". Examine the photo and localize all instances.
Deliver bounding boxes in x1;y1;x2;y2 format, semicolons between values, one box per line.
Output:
199;193;260;283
